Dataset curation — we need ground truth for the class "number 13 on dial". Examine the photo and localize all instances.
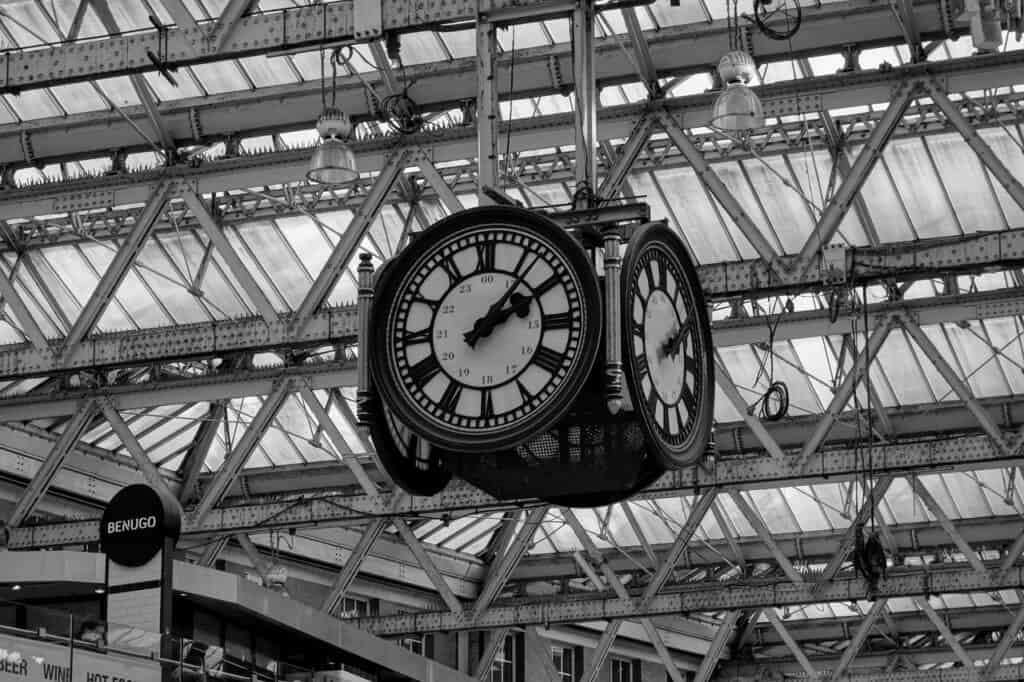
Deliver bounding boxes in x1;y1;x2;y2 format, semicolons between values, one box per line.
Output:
370;206;603;452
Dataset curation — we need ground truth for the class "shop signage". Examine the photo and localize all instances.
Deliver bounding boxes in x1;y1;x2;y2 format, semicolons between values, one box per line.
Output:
99;484;181;567
0;633;158;682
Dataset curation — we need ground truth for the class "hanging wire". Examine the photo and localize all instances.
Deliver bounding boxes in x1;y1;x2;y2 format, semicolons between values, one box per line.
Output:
863;283;876;531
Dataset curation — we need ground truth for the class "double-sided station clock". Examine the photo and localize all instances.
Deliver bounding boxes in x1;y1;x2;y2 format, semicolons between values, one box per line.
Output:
369;206;603;452
359;203;714;503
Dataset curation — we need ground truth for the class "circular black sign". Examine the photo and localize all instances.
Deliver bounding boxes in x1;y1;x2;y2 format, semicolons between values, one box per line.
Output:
100;484;181;567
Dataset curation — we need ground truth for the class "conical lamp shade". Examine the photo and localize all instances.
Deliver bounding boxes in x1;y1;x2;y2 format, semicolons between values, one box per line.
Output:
711;82;765;131
307;138;358;185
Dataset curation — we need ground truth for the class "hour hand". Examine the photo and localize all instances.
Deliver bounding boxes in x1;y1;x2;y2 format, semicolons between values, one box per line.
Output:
464;292;532;346
661;320;691;358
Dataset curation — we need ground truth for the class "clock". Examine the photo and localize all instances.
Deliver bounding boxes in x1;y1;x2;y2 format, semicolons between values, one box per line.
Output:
621;222;713;469
367;393;452;496
370;205;602;452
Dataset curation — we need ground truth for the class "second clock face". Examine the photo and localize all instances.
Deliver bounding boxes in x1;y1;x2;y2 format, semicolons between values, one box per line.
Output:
622;222;713;469
371;206;602;452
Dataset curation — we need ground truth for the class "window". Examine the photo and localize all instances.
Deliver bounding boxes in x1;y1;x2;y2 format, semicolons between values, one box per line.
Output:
551;646;574;682
490;632;519;682
337;597;369;619
400;634;425;656
610;658;638;682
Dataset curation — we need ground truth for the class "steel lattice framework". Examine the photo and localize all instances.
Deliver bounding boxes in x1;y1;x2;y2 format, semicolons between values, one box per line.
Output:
3;1;1024;681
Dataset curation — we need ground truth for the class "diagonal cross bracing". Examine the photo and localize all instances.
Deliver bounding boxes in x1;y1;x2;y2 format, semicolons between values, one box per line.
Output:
193;378;294;522
182;190;278;324
2;228;1024;382
351;562;1024;635
796;313;894;469
472;508;546;620
12;427;1024;546
291;149;410;335
793;80;919;272
61;182;172;362
8;402;98;527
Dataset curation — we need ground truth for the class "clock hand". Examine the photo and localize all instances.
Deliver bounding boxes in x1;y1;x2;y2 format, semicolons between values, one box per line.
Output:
661;319;691;358
464;254;541;347
463;293;533;344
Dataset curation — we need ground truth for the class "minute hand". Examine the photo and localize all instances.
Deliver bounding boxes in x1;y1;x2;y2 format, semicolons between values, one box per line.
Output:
464;253;541;347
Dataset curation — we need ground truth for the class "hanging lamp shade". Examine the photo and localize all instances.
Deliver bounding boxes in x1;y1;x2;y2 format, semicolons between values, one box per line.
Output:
307;107;359;185
711;50;765;131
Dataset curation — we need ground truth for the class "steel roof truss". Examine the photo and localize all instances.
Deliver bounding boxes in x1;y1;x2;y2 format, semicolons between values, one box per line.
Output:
292;148;409;333
7;400;97;527
794;81;919;273
910;475;988;574
694;611;740;682
472;507;547;621
983;604;1024;680
563;509;687;682
323;518;388;615
913;596;976;671
193;377;293;522
765;608;819;680
61;181;172;363
182;190;278;324
832;597;889;680
902;318;1011;455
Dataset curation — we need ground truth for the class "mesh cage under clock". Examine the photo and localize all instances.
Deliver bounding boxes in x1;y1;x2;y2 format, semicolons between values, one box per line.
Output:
440;383;664;506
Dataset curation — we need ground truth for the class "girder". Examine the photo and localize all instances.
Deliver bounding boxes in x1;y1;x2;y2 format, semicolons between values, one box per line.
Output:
1;3;1022;676
351;562;1024;634
0;0;956;171
749;604;1024;646
4;49;1024;236
0;228;1022;382
8;423;1024;546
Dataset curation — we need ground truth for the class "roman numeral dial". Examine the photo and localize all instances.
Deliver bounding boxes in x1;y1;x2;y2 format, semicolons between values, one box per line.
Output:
620;222;714;470
370;206;603;452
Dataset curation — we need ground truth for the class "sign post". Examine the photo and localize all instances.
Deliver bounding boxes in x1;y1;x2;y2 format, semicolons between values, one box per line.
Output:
99;485;181;682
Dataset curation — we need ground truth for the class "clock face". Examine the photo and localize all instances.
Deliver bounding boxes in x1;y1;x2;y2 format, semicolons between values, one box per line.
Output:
621;222;713;469
367;394;452;496
370;206;601;452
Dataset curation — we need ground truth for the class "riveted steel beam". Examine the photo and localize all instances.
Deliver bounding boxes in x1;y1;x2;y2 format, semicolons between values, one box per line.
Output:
8;402;97;527
765;608;819;680
350;562;1024;635
61;181;173;362
11;422;1024;548
0;0;955;171
794;81;919;272
291;148;410;334
192;378;294;522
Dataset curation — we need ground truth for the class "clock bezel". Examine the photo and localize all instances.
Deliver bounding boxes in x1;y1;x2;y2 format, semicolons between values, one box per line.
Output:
370;205;603;452
620;221;714;469
366;393;453;496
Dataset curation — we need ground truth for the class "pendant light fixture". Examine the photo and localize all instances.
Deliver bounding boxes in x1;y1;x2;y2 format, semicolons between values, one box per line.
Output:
307;46;359;185
711;0;765;132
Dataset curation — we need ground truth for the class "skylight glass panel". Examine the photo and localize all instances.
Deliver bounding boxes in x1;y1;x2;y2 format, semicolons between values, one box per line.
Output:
5;90;62;120
239;56;299;88
50;82;108;115
192;62;251;94
978;128;1024;227
649;2;708;25
144;71;204;101
95;76;143;108
397;31;449;65
1;1;60;45
497;22;550;50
